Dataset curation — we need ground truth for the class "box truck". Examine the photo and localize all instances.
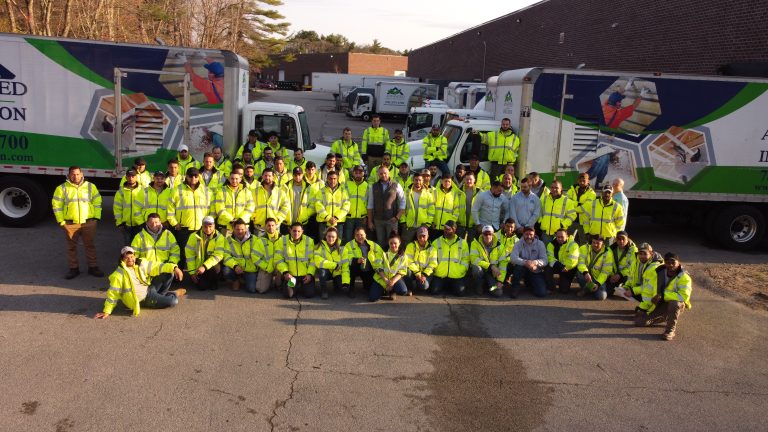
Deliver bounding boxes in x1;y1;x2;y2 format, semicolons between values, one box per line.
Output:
443;82;481;108
0;33;316;227
310;73;416;93
348;82;439;121
409;68;768;249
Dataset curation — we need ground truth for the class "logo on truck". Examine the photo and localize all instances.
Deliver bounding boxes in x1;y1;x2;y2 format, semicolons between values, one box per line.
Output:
0;64;27;122
387;87;404;95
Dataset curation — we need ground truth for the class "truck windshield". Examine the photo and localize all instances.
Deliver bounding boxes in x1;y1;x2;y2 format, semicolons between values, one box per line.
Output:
408;112;434;132
444;124;464;160
442;113;461;129
253;114;299;150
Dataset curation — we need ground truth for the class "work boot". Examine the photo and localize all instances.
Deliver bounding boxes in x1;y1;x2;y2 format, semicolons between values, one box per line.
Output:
661;330;676;341
320;288;329;300
231;279;240;291
173;288;187;299
64;268;80;280
87;267;105;277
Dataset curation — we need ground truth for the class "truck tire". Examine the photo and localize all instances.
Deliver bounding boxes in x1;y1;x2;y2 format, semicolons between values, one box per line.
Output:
0;176;49;227
712;205;765;250
361;112;372;122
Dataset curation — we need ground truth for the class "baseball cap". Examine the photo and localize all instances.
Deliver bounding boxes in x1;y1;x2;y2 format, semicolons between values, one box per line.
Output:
202;216;215;225
153;170;166;177
179;144;189;152
616;230;628;238
444;220;457;229
292;167;303;175
120;246;135;256
602;184;613;193
125;169;137;176
637;242;652;252
482;225;494;234
203;61;225;77
248;129;258;137
417;226;429;237
431;124;440;130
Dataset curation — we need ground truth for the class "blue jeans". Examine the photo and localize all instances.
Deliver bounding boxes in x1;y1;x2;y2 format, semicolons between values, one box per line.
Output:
344;218;366;244
404;272;431;293
317;269;342;294
222;266;257;293
283;276;316;298
575;272;608;300
140;273;179;309
173;228;194;270
510;265;548;298
430;276;467;296
586;153;611;187
369;279;408;301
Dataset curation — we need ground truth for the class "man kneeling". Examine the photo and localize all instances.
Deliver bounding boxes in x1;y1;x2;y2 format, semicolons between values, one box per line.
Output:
95;246;185;318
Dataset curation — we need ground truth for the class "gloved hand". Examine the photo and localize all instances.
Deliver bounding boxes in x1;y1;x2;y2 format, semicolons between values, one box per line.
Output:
175;53;187;63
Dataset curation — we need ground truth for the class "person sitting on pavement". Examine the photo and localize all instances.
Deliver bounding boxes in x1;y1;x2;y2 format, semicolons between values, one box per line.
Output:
185;216;225;291
544;228;580;294
315;227;344;300
508;227;548;298
470;225;507;297
623;242;662;304
253;218;282;294
275;223;316;299
341;226;384;298
94;246;185;319
404;226;437;295
634;252;693;341
606;231;637;295
130;213;180;265
370;234;410;302
495;217;519;256
575;236;615;300
430;220;470;296
222;219;259;292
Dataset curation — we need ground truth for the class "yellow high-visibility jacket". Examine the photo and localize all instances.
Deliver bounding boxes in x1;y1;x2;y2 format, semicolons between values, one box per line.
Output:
433;186;463;230
567;185;596;226
211;183;255;226
432;236;470;279
331;139;363;169
52;179;102;224
131;227;180;264
423;134;447;161
585;198;625;239
405;241;437;277
184;230;226;276
141;185;171;223
346;180;369;219
253;231;282;273
313;185;350;224
539;194;577;236
340;239;383;285
166;183;212;230
314;240;343;277
361;126;390;156
386;138;410;167
402;187;435;228
252;183;290;227
103;260;177;316
577;244;615;285
284;180;313;225
482;129;520;164
275;235;316;277
222;233;260;273
373;250;409;286
546;239;580;271
114;183;145;227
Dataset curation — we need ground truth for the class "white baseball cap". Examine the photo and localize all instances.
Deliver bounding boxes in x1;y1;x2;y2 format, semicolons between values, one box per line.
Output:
120;246;135;256
179;144;189;152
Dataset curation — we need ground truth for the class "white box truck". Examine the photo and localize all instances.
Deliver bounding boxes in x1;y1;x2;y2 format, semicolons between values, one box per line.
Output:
443;81;481;108
0;33;316;227
409;67;768;249
310;72;416;93
348;82;439;121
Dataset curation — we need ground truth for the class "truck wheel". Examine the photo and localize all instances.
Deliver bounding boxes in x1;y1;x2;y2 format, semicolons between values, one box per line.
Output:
712;205;765;250
361;112;372;122
0;176;49;227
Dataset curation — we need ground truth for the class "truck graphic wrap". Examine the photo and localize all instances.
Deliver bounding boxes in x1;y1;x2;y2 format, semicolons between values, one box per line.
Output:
0;35;231;172
527;71;768;195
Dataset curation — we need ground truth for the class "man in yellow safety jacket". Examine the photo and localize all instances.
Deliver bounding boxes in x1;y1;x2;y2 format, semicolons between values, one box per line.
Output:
211;170;255;234
634;252;693;341
431;220;470;296
361;115;390;167
131;213;180;265
52;165;104;279
331;127;363;170
185;216;225;291
576;236;615;300
251;168;290;232
539;179;577;244
400;173;435;246
344;165;369;243
545;228;580;294
404;226;438;294
313;170;350;236
94;246;185;319
567;172;596;244
385;128;410;168
423;125;449;176
584;184;625;244
275;223;316;299
253;218;282;294
478;118;520;178
142;171;171;225
114;168;145;245
470;225;508;297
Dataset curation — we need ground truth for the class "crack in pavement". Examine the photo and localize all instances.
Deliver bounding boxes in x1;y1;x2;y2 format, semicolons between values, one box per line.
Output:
146;323;163;340
267;297;302;432
539;380;768;396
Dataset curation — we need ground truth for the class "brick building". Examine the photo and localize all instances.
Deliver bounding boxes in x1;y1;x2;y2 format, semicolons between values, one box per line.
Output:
260;53;408;86
408;0;768;82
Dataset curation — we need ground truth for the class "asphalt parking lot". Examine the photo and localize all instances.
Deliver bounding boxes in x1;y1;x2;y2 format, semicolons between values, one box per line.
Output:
1;90;767;431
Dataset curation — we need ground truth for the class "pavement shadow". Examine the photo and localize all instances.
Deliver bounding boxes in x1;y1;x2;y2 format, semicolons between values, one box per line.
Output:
0;293;102;317
271;293;662;341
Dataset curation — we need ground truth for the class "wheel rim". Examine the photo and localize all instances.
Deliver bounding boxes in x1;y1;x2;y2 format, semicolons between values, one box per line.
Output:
0;187;31;218
730;215;758;243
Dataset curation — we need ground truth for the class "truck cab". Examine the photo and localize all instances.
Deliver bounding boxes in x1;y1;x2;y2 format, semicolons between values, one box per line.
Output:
241;102;313;153
406;106;448;141
347;92;375;121
408;118;500;174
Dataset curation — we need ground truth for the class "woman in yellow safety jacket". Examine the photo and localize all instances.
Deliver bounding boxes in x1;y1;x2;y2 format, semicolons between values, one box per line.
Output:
370;234;409;302
315;227;344;299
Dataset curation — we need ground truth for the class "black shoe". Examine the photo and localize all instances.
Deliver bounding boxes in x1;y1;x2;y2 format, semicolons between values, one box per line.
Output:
64;268;80;280
88;267;105;277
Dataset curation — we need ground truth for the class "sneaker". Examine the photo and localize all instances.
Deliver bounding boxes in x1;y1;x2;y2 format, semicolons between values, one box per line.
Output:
661;330;676;341
321;290;329;300
173;288;187;299
64;268;80;280
87;267;105;277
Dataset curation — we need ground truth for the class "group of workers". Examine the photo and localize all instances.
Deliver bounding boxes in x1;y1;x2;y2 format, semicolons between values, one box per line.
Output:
51;115;692;340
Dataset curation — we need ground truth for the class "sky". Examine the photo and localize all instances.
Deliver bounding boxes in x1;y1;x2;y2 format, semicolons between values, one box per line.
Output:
274;0;542;52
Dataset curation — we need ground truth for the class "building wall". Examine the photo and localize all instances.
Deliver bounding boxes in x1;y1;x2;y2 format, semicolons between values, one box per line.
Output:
260;53;408;83
409;0;768;81
348;53;408;76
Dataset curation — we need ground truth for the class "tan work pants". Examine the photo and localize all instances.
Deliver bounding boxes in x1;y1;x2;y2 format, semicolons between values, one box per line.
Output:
62;219;98;268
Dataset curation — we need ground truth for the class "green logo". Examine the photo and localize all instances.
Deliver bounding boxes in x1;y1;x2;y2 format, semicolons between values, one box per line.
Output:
485;92;494;102
387;87;404;95
504;91;513;103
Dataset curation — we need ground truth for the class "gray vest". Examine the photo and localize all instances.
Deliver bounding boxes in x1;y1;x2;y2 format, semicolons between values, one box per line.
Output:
372;181;397;220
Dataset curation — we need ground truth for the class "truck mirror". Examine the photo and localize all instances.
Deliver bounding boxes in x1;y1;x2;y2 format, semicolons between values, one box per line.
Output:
307;142;317;150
